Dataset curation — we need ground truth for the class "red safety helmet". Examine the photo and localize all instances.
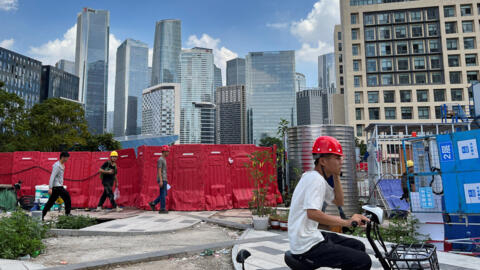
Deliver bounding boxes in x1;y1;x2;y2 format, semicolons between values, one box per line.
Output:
162;145;170;152
312;136;343;156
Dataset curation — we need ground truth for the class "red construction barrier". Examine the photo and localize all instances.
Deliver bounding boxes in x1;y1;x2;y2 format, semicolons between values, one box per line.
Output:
115;148;139;206
11;152;41;197
38;152;60;187
64;152;92;208
87;152;110;208
229;145;256;208
203;145;233;210
256;146;283;205
136;146;172;210
0;153;13;185
170;144;205;211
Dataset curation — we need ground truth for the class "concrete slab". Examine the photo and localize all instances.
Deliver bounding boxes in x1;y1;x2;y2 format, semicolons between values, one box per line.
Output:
232;229;480;270
0;259;45;270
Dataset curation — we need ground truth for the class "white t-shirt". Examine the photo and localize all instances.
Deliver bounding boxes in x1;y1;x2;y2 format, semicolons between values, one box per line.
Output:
288;170;335;254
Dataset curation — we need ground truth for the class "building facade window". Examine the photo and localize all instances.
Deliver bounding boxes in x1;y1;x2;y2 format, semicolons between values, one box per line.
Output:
430;55;441;69
418;107;430;119
412;41;424;53
428;24;438;36
364;14;375;25
464;37;475;49
396;42;408;54
367;59;377;72
352;29;359;40
365;28;376;41
410;10;422;22
415;73;427;84
368;91;379;103
429;39;440;53
384;90;395;103
417;90;428;102
450;71;462;84
354;76;362;87
379;43;392;56
411;25;423;37
435;106;442;119
379;26;391;40
462;21;474;32
466;54;477;66
446;38;458;50
355;91;362;104
382;74;393;85
385;107;396;119
401;107;413;119
397;58;409;70
461;4;473;16
434;89;446;101
367;75;378;86
445;22;457;34
366;44;376;56
356;108;363;120
353;60;360;71
414;57;425;69
356;124;364;137
369;107;380;120
381;58;393;71
395;26;407;38
432;72;443;84
394;12;405;23
352;44;360;56
398;74;410;84
444;6;455;17
351;13;359;24
448;55;460;67
400;90;412;102
378;13;390;24
467;71;478;83
451;88;464;101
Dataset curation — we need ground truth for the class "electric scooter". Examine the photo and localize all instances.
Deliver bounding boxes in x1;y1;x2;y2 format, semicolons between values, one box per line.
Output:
237;205;440;270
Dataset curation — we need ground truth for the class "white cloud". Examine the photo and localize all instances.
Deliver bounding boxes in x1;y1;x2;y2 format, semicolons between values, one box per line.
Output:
186;33;238;85
28;24;77;65
0;0;17;11
290;0;340;46
0;38;14;49
266;22;289;29
28;24;122;111
296;41;332;63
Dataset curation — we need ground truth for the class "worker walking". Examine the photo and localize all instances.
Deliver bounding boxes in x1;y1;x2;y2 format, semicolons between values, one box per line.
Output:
42;152;72;221
400;160;416;202
149;145;170;214
97;151;122;212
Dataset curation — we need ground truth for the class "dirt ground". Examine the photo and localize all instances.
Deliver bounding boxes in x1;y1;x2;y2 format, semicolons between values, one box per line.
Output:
32;222;241;268
102;251;233;270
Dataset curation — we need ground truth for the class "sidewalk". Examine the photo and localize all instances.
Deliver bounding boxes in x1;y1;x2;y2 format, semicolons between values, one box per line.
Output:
0;259;45;270
232;229;480;270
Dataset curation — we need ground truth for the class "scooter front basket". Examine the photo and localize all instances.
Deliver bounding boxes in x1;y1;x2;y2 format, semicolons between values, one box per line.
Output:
386;243;439;270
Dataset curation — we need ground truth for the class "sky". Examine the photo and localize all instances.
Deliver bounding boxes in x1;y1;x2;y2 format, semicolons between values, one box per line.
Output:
0;0;341;111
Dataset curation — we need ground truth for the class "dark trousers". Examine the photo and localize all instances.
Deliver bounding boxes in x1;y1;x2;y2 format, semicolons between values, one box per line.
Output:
42;186;71;218
298;231;372;270
98;180;117;208
152;181;167;210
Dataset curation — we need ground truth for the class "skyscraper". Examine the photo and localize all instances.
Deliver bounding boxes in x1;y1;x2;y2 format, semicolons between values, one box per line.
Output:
318;52;336;90
151;19;181;85
214;65;222;90
142;83;181;136
55;59;75;75
246;51;296;144
179;47;215;144
226;58;245;85
113;39;149;137
295;72;306;92
216;85;246;144
75;7;110;134
0;47;41;109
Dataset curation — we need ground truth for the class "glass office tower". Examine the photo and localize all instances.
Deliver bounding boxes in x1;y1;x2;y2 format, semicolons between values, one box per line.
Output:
151;19;181;85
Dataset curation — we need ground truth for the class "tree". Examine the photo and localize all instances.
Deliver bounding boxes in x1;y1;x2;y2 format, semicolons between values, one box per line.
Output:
259;136;283;149
84;133;122;151
0;83;29;152
27;98;90;151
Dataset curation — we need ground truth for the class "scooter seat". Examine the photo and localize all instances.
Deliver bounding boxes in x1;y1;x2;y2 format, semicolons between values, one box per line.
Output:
284;250;315;270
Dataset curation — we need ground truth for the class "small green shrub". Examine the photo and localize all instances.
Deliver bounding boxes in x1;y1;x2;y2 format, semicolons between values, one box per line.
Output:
352;214;428;244
55;215;97;229
0;210;48;259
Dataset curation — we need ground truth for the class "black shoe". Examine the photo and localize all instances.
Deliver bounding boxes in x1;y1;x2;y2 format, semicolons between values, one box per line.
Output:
158;209;168;214
148;202;155;211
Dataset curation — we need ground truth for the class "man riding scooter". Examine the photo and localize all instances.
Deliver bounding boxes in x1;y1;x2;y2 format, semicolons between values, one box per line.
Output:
287;136;371;270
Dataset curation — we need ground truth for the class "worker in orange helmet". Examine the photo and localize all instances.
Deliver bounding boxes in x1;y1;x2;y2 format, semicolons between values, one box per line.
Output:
287;136;371;270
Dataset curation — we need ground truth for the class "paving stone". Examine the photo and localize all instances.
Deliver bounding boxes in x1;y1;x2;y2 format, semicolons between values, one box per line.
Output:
154;218;169;222
137;215;153;219
106;224;126;229
128;229;145;232
180;219;197;223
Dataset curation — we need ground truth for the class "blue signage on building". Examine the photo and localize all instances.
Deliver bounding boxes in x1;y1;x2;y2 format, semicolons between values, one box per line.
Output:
439;141;454;162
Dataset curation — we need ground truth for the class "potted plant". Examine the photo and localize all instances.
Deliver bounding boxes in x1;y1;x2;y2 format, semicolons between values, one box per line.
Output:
269;210;280;230
246;150;276;230
279;212;288;231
